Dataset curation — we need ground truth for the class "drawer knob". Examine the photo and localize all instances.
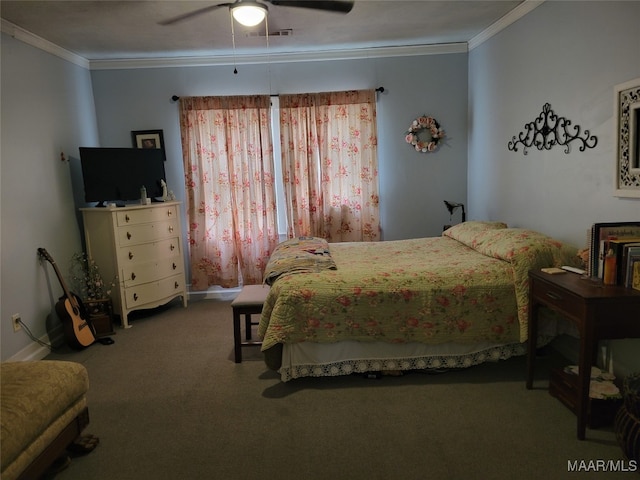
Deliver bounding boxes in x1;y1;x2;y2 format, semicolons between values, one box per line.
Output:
546;291;562;301
170;244;175;251
133;293;138;301
129;252;134;260
125;214;130;223
174;281;180;289
131;272;136;281
172;262;177;270
127;232;132;240
167;210;173;217
169;226;174;233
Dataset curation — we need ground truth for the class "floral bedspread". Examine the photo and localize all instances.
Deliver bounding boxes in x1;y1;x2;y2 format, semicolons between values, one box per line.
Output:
258;222;579;351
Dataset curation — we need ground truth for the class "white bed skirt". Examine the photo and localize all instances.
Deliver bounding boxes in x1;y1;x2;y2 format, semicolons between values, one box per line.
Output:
277;338;554;382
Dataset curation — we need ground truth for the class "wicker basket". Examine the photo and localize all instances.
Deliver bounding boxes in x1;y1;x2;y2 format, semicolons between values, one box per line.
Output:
623;373;640;419
615;373;640;463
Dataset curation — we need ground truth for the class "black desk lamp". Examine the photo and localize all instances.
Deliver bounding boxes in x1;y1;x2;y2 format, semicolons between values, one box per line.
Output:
444;200;466;223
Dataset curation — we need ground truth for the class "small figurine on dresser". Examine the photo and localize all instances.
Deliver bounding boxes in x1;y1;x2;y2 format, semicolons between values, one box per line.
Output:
160;179;168;202
160;179;176;201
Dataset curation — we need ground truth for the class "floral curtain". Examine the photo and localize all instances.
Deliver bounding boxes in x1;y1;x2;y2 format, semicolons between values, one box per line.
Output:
179;96;279;289
279;90;380;242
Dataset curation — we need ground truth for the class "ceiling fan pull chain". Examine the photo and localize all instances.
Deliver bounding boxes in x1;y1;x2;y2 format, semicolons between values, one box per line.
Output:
230;9;238;74
265;14;272;94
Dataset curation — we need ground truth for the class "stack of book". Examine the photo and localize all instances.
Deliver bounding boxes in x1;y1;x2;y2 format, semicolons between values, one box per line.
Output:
587;222;640;289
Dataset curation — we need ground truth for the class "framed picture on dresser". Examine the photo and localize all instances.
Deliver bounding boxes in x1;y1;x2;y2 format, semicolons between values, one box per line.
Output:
131;129;166;160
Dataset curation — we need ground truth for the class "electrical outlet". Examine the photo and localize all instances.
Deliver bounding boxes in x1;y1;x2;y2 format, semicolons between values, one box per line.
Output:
11;313;21;332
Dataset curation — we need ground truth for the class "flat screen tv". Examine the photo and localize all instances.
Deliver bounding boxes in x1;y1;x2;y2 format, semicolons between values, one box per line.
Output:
79;147;166;206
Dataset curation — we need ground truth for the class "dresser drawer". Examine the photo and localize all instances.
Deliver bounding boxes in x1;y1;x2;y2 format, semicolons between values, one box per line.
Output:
116;219;179;246
116;204;178;226
531;278;584;319
117;237;181;265
121;258;184;288
123;274;185;309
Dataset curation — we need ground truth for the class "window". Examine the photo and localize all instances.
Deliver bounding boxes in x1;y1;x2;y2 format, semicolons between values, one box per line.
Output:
179;90;379;290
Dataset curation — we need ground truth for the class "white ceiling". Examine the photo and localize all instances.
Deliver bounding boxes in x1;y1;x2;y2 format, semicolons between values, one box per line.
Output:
1;0;526;63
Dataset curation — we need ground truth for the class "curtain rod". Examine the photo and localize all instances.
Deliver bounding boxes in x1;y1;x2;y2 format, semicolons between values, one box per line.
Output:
170;87;384;102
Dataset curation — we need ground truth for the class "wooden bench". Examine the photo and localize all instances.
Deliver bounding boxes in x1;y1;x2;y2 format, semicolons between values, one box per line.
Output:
231;285;269;363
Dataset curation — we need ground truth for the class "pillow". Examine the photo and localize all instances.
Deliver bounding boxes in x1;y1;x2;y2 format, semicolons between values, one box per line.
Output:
466;228;580;268
454;227;580;343
443;221;508;245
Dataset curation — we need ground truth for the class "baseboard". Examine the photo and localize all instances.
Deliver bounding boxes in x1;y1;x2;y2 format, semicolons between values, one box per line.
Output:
188;285;241;302
7;329;62;362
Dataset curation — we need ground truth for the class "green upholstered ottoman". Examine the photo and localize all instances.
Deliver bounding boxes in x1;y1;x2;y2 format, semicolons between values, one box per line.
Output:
1;361;90;480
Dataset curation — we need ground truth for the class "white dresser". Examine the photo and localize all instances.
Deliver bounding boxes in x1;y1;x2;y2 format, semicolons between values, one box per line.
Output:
81;201;187;328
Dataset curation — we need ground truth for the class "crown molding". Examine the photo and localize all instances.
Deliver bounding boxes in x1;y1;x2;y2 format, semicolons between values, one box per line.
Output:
468;0;545;50
1;19;89;69
89;43;468;70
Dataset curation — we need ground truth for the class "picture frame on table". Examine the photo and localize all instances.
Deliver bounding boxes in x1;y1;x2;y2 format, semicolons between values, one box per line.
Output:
589;222;640;279
613;77;640;198
131;129;166;161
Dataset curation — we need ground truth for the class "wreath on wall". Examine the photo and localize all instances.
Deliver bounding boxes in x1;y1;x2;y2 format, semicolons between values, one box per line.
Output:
405;116;445;153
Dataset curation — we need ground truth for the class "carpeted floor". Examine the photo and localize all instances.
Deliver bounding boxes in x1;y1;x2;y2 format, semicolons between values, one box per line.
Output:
44;298;631;479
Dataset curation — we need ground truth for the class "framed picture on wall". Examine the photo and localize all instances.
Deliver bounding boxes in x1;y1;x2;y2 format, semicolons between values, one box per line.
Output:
613;77;640;198
131;129;166;160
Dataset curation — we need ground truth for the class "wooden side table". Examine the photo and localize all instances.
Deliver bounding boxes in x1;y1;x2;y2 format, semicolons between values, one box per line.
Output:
86;298;116;337
526;269;640;440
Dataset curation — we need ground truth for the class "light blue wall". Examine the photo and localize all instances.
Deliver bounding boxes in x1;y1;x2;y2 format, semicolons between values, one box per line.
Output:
468;1;640;245
1;33;99;360
88;53;468;242
468;1;640;374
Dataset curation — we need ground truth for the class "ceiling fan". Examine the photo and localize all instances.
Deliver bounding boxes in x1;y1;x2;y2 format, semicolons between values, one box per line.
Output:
159;0;355;27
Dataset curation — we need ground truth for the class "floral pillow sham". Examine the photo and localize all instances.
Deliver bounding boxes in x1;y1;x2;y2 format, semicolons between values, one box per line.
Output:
450;227;579;268
443;220;508;245
451;227;580;341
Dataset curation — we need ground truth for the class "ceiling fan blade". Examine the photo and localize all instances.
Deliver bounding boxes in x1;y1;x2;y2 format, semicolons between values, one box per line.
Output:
158;3;232;26
268;1;354;14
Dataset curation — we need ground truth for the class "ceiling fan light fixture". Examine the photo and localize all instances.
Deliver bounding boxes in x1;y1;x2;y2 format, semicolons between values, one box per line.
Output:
231;2;267;27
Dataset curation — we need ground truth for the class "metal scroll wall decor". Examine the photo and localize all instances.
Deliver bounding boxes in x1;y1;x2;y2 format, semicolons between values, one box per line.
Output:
507;103;597;154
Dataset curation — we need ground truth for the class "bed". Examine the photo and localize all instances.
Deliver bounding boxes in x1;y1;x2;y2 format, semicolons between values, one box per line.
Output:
258;221;581;382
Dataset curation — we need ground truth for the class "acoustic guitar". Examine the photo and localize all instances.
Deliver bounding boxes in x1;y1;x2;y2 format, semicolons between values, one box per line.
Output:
37;248;96;349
